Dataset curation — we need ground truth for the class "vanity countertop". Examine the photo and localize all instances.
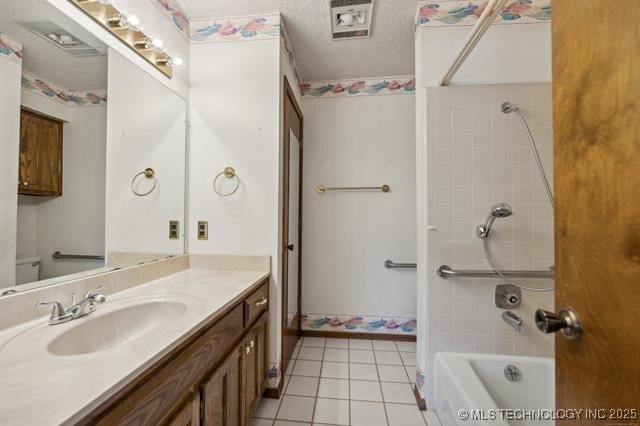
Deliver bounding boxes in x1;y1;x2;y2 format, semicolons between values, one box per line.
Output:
0;267;269;426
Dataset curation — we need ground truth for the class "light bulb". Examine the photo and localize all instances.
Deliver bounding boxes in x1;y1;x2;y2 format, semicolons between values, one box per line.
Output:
124;13;143;31
149;36;164;51
340;13;354;26
168;55;184;68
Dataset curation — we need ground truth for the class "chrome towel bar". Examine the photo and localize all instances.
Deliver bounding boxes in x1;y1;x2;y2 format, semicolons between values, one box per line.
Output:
437;264;554;280
52;251;105;260
317;184;390;194
385;260;417;269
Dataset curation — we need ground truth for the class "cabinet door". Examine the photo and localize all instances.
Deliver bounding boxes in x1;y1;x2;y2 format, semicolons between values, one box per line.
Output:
243;313;268;423
202;344;243;426
19;109;62;196
167;393;200;426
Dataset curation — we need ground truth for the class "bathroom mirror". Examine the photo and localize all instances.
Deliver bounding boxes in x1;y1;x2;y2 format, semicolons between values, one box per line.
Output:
0;0;187;295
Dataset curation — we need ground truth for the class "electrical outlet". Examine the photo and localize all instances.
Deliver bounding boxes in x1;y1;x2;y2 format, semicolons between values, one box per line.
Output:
169;220;179;240
198;221;208;240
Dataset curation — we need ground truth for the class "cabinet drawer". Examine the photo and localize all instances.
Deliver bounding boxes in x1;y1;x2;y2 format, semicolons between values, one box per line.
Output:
91;304;244;426
244;280;269;327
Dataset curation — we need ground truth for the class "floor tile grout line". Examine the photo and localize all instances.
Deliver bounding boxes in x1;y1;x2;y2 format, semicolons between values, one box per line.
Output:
308;341;325;424
372;344;391;426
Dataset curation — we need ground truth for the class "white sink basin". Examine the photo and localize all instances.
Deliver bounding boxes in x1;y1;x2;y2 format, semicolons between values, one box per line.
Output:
47;300;188;356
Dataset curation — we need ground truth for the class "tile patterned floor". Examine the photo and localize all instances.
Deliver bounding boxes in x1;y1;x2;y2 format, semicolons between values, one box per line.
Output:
251;337;436;426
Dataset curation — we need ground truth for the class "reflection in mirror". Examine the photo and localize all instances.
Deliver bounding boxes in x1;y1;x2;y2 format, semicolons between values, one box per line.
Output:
1;0;109;293
0;0;187;295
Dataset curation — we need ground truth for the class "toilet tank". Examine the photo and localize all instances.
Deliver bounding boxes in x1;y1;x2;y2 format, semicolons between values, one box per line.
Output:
16;257;40;285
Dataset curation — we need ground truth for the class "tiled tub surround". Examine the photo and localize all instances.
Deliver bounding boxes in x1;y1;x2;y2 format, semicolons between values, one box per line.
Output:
421;83;555;400
0;255;269;425
251;336;439;426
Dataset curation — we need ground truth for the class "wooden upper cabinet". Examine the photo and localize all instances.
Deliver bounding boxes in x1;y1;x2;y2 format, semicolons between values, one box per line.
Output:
19;108;63;196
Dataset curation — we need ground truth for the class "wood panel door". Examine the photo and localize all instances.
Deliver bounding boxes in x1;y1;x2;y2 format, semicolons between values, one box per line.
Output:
552;1;640;423
167;394;201;426
202;344;242;426
19;109;63;196
281;76;303;382
243;313;268;424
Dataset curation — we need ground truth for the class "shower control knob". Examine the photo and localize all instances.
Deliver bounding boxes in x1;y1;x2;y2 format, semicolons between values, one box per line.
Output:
535;306;582;340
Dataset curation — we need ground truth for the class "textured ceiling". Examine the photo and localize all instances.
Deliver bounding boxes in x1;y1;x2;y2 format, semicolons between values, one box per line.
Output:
0;0;107;91
177;0;417;81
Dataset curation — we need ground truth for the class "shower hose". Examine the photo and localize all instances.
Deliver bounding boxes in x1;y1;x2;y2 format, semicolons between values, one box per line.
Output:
483;105;554;292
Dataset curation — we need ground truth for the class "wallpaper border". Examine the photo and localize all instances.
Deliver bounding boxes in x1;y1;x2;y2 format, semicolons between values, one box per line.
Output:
416;0;551;27
303;313;417;335
21;71;107;107
300;76;416;98
0;34;23;64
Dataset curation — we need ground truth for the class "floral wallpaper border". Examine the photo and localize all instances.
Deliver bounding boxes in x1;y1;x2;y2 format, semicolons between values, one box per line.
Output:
191;13;281;43
300;77;416;98
153;0;191;40
21;71;107;107
281;21;303;93
0;34;23;64
416;0;551;27
302;314;417;335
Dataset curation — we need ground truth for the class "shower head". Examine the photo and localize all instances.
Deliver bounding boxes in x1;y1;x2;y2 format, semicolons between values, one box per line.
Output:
491;202;513;218
477;203;513;239
500;101;518;114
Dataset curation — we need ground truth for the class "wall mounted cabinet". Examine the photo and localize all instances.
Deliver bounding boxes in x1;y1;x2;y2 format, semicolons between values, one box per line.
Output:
18;108;63;196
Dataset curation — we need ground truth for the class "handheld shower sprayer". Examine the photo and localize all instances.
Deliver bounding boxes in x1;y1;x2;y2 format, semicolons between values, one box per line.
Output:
476;203;513;239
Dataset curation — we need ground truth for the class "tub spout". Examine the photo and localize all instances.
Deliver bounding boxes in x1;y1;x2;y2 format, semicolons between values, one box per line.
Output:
502;311;524;333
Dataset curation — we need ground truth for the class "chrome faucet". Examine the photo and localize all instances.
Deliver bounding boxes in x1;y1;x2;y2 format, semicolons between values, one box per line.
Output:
37;286;107;325
502;311;524;333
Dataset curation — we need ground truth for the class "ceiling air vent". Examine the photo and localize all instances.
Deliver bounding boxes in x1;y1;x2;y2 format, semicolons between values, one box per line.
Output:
330;0;374;40
18;21;105;57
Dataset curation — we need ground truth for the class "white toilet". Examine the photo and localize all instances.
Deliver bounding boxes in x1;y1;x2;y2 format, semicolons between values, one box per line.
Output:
15;257;40;285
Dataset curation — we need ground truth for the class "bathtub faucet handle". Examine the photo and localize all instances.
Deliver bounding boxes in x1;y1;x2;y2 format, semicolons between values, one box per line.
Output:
535;306;582;340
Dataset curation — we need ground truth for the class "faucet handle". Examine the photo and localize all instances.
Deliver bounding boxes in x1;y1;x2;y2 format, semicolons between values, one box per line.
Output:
84;285;104;299
36;301;67;317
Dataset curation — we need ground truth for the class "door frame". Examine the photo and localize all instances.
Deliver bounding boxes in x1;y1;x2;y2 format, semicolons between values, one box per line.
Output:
280;76;304;383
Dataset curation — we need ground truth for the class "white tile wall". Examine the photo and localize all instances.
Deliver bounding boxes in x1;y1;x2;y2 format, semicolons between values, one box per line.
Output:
426;83;555;361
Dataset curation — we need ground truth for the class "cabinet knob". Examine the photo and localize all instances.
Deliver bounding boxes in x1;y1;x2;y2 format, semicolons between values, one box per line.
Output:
244;345;252;354
250;340;255;348
23;181;29;186
255;297;268;307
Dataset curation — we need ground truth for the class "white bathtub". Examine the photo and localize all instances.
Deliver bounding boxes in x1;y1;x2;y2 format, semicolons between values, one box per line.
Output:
434;352;555;426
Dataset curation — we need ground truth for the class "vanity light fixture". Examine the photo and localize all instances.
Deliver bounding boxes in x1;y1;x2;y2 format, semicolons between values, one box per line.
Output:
107;12;143;32
134;36;164;52
69;0;173;78
156;54;184;68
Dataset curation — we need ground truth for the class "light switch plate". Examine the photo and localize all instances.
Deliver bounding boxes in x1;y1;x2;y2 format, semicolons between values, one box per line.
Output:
197;221;208;240
169;220;179;240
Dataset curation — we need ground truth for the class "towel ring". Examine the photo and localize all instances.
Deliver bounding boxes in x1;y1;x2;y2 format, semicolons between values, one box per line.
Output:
131;168;157;197
213;166;240;196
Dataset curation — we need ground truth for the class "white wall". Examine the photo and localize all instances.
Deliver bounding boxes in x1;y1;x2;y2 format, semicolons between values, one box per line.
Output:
302;94;417;325
417;24;551;86
189;38;282;383
105;49;186;256
0;52;22;287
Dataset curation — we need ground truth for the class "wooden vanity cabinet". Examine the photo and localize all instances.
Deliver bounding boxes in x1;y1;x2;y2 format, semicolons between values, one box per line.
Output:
168;393;201;426
201;312;268;426
18;108;63;196
80;279;269;426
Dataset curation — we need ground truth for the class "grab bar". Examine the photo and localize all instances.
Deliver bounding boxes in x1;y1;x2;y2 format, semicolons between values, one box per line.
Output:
317;184;390;194
437;264;554;279
52;251;105;260
385;260;417;269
